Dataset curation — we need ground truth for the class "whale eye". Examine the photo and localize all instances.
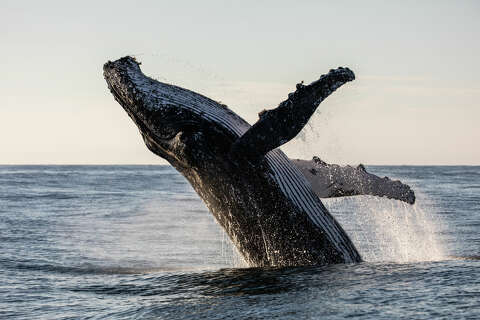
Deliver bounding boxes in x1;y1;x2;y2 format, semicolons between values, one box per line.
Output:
154;120;200;142
158;128;178;140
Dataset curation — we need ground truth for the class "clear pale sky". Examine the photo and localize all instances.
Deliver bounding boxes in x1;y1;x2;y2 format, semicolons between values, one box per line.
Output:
2;0;479;165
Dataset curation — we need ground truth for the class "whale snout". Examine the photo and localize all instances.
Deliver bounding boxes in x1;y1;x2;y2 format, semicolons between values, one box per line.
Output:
103;56;140;75
103;56;141;94
103;56;137;85
103;56;150;117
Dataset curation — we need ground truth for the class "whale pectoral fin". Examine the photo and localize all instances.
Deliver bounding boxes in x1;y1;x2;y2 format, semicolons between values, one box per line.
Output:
293;157;416;204
229;68;355;163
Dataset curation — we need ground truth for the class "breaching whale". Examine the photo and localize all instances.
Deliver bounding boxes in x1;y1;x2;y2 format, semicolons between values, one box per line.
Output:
104;56;414;267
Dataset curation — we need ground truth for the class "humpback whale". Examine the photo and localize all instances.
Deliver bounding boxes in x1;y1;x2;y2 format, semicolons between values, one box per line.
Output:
104;56;414;267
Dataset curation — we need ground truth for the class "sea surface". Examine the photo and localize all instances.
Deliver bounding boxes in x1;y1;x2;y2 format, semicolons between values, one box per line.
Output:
1;165;479;319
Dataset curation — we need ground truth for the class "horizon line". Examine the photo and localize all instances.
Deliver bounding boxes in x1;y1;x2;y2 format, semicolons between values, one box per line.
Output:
1;163;479;167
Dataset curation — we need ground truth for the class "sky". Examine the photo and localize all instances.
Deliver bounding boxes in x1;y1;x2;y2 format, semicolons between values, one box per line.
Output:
2;0;479;165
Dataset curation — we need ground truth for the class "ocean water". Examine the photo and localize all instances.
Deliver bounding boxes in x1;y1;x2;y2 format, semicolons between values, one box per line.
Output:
1;165;479;319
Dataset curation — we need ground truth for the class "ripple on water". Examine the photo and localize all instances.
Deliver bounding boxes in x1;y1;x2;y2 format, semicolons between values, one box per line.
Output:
1;165;479;319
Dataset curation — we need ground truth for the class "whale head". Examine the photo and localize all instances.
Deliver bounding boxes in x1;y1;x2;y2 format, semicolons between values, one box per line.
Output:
103;56;247;171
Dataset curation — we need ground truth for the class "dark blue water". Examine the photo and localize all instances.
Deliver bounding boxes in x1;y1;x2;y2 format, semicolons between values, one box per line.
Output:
1;165;479;319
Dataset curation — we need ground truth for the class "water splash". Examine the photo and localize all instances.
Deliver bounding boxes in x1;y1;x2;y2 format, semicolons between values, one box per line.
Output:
216;192;449;266
324;194;449;263
220;230;249;268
